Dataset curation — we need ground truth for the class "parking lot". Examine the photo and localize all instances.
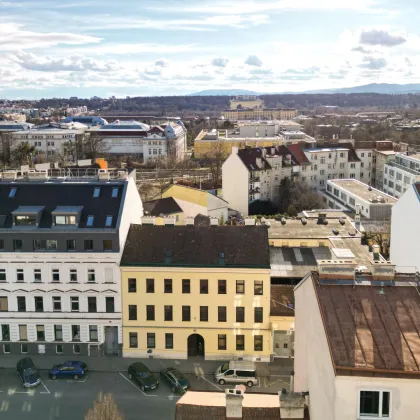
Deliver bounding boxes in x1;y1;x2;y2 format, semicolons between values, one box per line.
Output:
0;367;290;420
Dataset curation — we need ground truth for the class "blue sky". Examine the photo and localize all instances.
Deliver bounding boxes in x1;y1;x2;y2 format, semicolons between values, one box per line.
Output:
0;0;418;99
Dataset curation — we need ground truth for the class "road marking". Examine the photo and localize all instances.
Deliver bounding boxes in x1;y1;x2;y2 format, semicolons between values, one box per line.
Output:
167;394;182;401
40;381;50;395
200;376;222;391
264;377;290;388
118;373;157;397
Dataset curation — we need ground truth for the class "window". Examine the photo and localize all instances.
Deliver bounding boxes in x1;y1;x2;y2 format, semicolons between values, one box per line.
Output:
67;239;76;251
34;239;57;251
9;187;17;198
254;281;263;295
3;344;10;353
106;297;115;313
103;240;112;251
129;332;138;348
36;325;45;341
147;333;155;348
88;269;95;283
93;188;100;198
236;280;245;294
128;305;137;320
19;325;27;340
17;296;26;312
56;344;63;354
128;278;137;293
17;269;24;282
182;279;190;294
112;188;119;198
0;297;8;312
86;216;94;227
164;279;172;293
200;306;208;322
52;296;61;311
54;325;63;341
200;279;208;294
34;296;43;312
70;269;78;282
254;307;263;323
165;333;173;349
359;390;390;419
72;325;80;341
218;306;227;322
146;278;154;293
15;215;37;226
71;297;79;312
146;305;155;321
236;307;245;323
89;325;98;342
164;305;173;321
52;269;60;282
105;216;113;227
218;334;227;350
218;280;226;294
236;335;245;351
0;269;4;282
84;240;94;251
21;344;28;353
55;215;77;225
73;344;81;354
34;269;41;282
1;325;10;340
88;297;97;313
244;333;258;353
182;306;191;321
350;173;355;179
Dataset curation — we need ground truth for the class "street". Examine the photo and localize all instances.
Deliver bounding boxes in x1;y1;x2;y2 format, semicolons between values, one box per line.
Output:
0;367;290;420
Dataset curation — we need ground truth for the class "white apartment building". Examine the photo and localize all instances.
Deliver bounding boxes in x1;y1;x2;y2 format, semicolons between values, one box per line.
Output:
390;183;420;272
236;120;303;137
0;168;143;357
383;153;420;198
323;179;397;220
354;147;373;184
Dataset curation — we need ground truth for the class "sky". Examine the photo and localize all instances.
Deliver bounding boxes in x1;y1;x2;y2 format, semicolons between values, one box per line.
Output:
0;0;419;99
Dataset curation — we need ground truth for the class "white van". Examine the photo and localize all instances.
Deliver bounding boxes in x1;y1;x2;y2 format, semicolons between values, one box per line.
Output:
215;361;257;387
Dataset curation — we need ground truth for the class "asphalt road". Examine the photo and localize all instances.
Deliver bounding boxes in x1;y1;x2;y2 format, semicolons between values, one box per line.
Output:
0;367;290;420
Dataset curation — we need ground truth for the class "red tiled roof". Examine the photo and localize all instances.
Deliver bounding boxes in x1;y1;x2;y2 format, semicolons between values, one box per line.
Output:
313;273;420;378
286;143;311;165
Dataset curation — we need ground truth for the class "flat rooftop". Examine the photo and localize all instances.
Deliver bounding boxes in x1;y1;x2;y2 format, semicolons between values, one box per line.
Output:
328;179;397;203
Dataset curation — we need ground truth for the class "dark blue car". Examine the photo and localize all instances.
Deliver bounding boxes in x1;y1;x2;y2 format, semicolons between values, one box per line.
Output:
49;361;88;380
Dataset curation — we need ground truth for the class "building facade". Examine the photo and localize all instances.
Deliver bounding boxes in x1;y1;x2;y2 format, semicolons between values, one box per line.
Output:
229;95;264;110
121;225;271;361
0;169;143;357
222;108;297;121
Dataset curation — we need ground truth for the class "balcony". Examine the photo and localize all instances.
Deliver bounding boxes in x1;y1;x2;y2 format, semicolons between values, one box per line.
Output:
250;181;261;190
386;160;420;177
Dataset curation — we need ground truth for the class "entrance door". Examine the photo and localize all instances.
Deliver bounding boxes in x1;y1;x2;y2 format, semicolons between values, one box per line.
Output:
187;334;205;357
104;326;119;356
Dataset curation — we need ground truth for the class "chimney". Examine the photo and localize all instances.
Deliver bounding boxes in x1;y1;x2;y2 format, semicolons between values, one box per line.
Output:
210;217;219;226
164;217;176;226
271;147;275;155
355;204;361;230
185;217;194;226
256;157;262;168
141;216;155;225
372;244;380;261
244;218;256;226
232;146;239;155
262;149;267;158
279;390;306;419
225;388;244;419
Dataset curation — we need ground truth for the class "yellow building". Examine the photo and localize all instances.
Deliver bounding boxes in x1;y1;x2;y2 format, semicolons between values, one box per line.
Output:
121;224;272;361
222;108;297;121
230;96;264;110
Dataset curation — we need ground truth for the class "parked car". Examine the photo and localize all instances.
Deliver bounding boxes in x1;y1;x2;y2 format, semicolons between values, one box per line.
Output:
16;357;41;388
128;362;159;392
215;361;258;387
160;367;190;393
49;360;88;380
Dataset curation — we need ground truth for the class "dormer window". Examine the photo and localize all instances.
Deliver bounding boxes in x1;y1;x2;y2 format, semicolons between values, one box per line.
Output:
9;188;17;198
105;216;113;227
87;216;94;227
12;206;44;228
112;188;119;198
93;188;100;198
52;206;83;228
55;216;77;225
15;215;37;226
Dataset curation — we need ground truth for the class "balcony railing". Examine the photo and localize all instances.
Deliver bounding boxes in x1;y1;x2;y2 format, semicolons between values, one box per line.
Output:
386;160;420;176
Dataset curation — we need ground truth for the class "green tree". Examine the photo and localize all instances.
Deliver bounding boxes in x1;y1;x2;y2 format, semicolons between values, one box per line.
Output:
11;143;36;166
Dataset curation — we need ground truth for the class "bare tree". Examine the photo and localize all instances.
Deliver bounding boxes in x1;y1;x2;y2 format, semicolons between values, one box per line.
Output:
83;134;108;160
0;132;16;166
85;393;124;420
202;140;227;188
363;221;391;258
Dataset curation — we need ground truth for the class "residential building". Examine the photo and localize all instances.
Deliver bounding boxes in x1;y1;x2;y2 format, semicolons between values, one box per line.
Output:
175;389;308;420
390;183;420;272
222;108;297;121
222;146;294;216
295;263;420;420
88;120;186;162
61;116;107;126
322;179;397;219
230;95;264;110
372;141;396;188
120;224;271;360
383;153;420;198
143;197;184;225
161;184;228;221
354;144;373;184
0;168;143;356
236;120;302;137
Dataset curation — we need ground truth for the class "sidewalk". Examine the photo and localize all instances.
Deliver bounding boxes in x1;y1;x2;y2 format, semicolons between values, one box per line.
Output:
0;354;293;376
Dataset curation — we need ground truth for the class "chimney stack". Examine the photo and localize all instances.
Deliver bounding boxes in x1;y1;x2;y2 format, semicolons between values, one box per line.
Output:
372;244;380;261
279;390;306;419
185;217;194;226
225;388;244;419
210;217;219;226
141;216;156;226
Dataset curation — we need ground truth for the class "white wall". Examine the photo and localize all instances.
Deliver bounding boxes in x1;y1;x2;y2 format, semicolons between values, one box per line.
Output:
207;194;228;221
222;150;250;216
390;185;419;272
335;376;420;420
294;275;336;420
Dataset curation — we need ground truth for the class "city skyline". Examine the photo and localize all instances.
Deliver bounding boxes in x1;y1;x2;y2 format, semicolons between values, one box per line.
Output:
0;0;418;99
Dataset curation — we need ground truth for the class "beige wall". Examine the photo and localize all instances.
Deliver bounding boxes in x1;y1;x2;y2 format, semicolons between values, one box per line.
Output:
121;267;272;361
269;238;330;248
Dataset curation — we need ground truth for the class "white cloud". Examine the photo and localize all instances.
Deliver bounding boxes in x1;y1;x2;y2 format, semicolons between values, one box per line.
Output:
154;59;169;68
359;29;406;47
359;56;387;69
245;55;263;67
211;57;229;67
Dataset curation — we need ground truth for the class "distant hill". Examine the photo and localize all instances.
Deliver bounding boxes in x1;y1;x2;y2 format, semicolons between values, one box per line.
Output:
304;83;420;94
189;89;260;96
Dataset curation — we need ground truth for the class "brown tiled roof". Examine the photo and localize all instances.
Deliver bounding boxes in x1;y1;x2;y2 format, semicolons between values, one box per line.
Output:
237;148;272;171
143;197;182;216
271;285;295;316
354;141;374;150
286;143;311;165
121;225;270;268
374;140;394;151
313;273;420;378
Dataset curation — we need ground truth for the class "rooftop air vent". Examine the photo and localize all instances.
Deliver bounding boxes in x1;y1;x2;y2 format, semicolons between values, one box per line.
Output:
281;217;287;225
27;169;49;181
301;217;307;226
332;228;339;235
339;217;346;226
98;169;110;181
